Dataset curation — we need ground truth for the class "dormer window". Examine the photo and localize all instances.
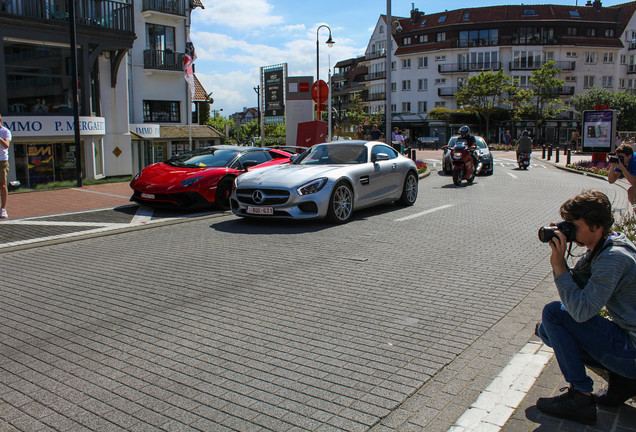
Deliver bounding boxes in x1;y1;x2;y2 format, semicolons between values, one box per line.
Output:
463;13;470;20
438;15;447;23
569;10;580;18
523;9;537;16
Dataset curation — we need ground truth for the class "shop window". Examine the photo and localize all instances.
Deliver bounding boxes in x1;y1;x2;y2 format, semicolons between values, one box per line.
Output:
143;100;181;122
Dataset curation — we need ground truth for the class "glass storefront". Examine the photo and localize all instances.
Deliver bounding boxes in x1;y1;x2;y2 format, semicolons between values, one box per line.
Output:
13;142;85;187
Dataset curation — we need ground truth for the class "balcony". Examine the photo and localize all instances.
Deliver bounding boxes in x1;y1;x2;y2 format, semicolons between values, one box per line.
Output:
629;40;636;50
546;86;575;95
366;49;386;60
144;49;185;71
438;62;502;74
628;64;636;74
438;87;458;97
142;0;185;16
1;0;134;32
364;71;386;81
364;92;386;101
509;60;576;71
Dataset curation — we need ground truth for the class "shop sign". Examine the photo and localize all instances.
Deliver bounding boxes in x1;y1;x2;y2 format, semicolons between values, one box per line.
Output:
2;116;106;137
130;124;161;138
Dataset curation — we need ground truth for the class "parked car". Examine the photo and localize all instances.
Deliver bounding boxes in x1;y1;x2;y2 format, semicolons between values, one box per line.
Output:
441;135;494;176
230;141;419;224
130;145;293;210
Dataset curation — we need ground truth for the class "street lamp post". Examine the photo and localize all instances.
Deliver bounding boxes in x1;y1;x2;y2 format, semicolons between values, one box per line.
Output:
316;25;335;121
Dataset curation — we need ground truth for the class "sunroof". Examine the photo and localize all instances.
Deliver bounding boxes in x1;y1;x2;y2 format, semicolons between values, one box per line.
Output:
569;10;580;17
438;15;447;23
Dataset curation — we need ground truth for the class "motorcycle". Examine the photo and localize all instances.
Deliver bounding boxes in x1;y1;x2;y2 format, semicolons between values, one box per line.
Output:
518;152;531;170
449;142;478;186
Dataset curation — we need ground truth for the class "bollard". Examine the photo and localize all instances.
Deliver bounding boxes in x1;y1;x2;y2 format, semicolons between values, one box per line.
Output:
548;146;552;161
555;148;560;163
542;146;546;159
564;145;568;156
567;150;571;165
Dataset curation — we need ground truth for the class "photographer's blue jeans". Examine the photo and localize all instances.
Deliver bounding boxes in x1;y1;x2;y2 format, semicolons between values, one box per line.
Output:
537;301;636;393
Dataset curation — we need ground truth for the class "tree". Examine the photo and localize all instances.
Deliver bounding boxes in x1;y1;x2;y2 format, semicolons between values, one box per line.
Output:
207;114;233;140
571;88;636;131
525;60;566;137
454;69;517;141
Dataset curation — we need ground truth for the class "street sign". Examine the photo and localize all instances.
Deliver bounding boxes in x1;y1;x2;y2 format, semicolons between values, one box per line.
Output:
311;80;328;103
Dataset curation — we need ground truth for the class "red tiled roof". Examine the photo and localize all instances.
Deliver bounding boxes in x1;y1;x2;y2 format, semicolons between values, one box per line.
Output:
193;75;210;102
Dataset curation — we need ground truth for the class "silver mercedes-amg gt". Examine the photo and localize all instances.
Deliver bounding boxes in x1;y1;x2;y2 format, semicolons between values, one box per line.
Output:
230;141;419;224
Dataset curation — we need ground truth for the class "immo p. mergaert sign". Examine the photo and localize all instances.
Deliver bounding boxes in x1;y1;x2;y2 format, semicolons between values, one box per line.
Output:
1;116;106;137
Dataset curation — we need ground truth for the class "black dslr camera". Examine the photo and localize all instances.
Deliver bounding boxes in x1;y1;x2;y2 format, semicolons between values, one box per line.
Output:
609;154;624;164
538;221;576;243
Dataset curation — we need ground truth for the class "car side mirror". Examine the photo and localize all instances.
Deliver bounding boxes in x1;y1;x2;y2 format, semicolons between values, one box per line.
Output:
243;160;259;170
373;153;390;162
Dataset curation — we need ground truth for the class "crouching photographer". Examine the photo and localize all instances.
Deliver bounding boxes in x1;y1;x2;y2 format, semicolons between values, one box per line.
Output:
608;143;636;209
535;190;636;425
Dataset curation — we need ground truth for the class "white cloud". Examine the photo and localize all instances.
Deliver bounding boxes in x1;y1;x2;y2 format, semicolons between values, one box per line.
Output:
198;0;283;30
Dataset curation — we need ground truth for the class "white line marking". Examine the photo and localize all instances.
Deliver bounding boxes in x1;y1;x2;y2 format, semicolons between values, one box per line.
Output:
131;205;154;224
71;188;130;199
507;173;517;179
1;221;128;227
447;341;553;432
499;158;517;162
395;204;454;222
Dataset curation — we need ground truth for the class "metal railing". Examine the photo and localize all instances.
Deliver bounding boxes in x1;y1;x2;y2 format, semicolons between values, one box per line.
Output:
438;62;502;73
364;71;386;81
509;60;575;71
1;0;134;32
142;0;185;16
144;49;185;71
438;87;458;97
365;49;386;60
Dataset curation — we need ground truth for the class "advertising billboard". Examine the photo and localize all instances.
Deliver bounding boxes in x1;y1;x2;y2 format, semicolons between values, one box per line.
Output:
261;64;287;124
581;110;617;153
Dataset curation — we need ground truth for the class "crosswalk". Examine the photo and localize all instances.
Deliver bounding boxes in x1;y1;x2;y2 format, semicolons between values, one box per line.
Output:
424;158;547;170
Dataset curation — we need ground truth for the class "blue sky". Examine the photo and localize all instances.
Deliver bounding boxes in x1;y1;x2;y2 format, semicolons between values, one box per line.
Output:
191;0;619;117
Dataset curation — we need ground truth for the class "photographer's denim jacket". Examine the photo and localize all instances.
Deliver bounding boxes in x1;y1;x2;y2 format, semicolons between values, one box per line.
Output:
555;232;636;346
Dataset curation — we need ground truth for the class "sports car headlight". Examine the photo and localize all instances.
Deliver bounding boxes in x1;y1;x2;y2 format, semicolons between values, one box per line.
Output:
181;176;204;187
132;171;141;180
297;178;328;195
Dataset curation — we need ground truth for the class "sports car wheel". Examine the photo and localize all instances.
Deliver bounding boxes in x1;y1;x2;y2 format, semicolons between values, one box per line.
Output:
215;177;234;210
398;172;418;206
326;181;353;224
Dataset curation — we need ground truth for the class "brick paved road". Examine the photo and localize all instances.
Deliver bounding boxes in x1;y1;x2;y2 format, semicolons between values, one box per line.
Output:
0;161;631;431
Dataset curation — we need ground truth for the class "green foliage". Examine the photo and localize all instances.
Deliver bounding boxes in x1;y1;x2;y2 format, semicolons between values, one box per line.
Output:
614;211;636;243
571;88;636;131
428;107;451;120
526;61;567;127
346;93;368;126
207;115;233;138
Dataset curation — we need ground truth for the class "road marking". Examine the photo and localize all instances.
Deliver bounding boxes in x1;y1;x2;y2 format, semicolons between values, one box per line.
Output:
447;341;553;432
507;173;517;179
131;205;154;224
71;188;130;199
395;204;454;222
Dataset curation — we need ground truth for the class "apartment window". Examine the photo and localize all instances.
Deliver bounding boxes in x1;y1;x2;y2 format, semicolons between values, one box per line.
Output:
379;26;384;34
146;24;176;52
584;76;595;88
622;54;627;64
402;80;411;91
512;50;541;68
565;76;577;82
417;101;427;113
435;55;446;61
391;61;396;70
604;53;614;63
523;9;537;16
620;78;626;88
403;37;412;45
419;34;429;43
391;104;397;112
585;52;597;64
437;32;446;42
418;56;428;68
402;102;411;112
463;13;470;20
569;10;580;18
513;27;554;44
418;78;428;90
435;101;446;107
420;19;427;27
143;100;180;122
458;29;499;47
602;76;613;87
587;28;596;37
402;58;411;68
513;75;530;87
567;27;577;36
391;82;396;91
605;29;615;37
434;78;446;85
566;52;578;57
438;15;447;23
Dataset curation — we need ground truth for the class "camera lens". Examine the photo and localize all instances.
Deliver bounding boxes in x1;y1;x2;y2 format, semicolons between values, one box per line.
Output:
538;226;558;243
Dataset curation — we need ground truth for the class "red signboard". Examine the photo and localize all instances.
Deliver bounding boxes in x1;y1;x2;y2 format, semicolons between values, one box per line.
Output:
311;80;329;103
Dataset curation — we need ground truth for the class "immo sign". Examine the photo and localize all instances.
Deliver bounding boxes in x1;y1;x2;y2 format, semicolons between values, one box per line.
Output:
1;116;106;137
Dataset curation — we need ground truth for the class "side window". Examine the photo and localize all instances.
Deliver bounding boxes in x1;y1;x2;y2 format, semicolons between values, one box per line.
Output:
239;151;269;167
372;145;398;160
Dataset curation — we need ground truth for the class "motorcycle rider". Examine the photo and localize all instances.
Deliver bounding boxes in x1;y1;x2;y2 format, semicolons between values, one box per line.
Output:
516;130;533;161
457;125;481;173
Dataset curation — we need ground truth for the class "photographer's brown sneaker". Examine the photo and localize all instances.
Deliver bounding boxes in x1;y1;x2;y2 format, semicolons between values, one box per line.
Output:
536;386;596;425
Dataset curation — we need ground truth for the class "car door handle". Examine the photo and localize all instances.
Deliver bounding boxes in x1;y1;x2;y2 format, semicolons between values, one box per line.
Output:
392;163;397;169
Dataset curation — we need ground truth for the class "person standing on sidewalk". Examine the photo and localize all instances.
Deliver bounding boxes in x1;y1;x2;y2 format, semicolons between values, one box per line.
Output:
535;190;636;425
0;113;11;219
608;143;636;210
571;129;581;152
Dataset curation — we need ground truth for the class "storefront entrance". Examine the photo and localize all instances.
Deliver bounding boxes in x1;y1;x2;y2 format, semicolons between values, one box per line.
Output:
13;142;85;187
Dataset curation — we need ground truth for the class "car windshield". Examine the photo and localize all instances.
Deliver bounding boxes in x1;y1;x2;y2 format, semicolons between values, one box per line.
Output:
449;136;487;148
295;144;367;165
166;148;240;168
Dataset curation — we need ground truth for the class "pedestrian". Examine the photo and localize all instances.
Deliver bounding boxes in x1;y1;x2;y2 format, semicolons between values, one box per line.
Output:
535;190;636;425
0;113;11;219
608;143;636;210
504;130;512;147
370;124;383;141
571;129;581;152
392;127;399;142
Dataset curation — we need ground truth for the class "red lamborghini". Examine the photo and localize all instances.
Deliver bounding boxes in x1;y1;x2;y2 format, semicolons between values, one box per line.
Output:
130;145;292;210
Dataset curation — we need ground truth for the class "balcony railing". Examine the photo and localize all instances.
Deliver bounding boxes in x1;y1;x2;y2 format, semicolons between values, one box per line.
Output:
364;71;386;81
364;92;386;101
629;40;636;50
438;62;502;73
144;49;185;71
509;60;575;71
366;49;386;60
545;86;575;95
438;87;458;97
1;0;134;32
142;0;185;16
